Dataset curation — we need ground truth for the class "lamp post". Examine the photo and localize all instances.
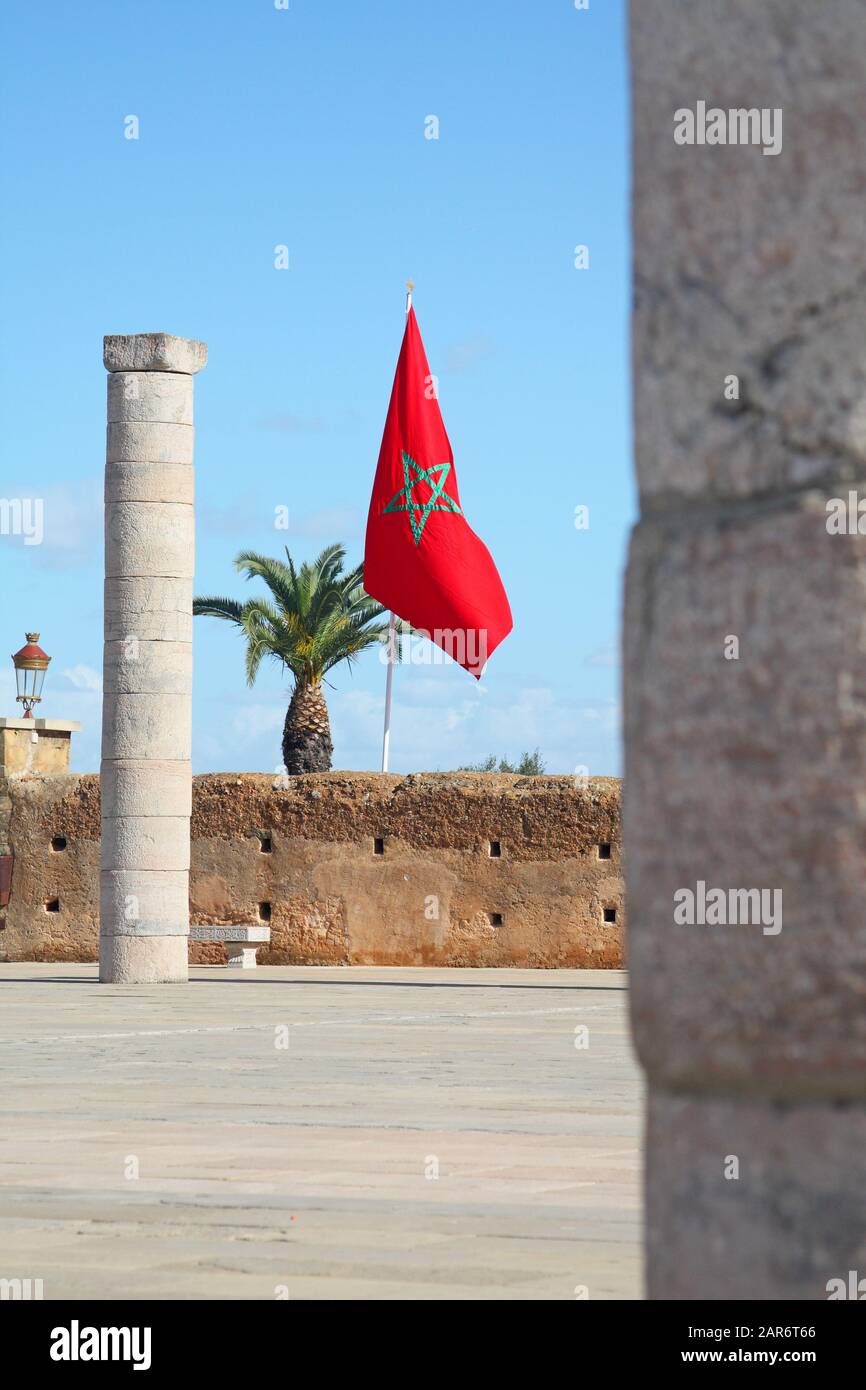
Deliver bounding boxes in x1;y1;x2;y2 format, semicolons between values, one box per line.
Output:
12;633;50;718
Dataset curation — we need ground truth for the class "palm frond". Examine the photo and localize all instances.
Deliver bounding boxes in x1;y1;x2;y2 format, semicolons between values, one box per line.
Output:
192;596;245;622
195;541;387;689
234;551;298;617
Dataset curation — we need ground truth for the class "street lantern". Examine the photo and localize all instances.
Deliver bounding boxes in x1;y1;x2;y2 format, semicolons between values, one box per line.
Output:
12;633;51;717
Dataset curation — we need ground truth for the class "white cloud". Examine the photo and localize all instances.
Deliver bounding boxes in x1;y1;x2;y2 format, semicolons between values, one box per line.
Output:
189;675;622;777
199;501;361;541
585;640;619;669
62;664;102;692
443;336;496;375
290;507;362;539
230;703;284;744
331;676;620;775
0;667;17;712
257;412;326;433
2;479;101;570
255;407;362;434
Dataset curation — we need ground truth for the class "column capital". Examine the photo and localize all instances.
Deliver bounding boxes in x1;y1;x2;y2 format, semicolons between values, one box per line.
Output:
103;333;208;375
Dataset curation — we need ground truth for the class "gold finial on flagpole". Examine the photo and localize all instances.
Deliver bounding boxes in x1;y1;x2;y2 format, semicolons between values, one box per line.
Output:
405;279;414;313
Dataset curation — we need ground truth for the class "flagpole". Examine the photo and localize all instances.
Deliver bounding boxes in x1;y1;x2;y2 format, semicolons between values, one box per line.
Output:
381;281;414;773
381;611;396;772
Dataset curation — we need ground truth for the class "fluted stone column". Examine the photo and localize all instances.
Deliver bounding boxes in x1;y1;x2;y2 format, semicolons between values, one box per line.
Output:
100;333;207;984
627;2;866;1296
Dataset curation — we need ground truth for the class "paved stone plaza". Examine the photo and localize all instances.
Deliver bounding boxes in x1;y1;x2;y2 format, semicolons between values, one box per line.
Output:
0;965;641;1300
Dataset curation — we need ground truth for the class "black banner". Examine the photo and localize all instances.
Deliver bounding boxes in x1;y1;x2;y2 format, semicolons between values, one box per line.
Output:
5;1299;862;1374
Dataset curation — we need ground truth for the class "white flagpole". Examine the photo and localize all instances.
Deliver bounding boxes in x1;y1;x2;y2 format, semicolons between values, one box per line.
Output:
381;280;414;773
381;611;396;772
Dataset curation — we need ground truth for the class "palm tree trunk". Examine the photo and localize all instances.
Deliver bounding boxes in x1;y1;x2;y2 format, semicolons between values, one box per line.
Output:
282;681;334;773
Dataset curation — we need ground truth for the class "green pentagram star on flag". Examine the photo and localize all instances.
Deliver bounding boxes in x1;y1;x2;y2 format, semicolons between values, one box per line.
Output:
381;450;463;546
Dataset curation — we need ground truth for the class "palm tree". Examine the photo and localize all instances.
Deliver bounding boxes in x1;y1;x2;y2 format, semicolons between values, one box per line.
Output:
194;544;389;774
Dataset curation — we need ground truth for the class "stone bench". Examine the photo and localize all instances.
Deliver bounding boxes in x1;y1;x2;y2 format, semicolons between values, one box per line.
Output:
188;924;271;970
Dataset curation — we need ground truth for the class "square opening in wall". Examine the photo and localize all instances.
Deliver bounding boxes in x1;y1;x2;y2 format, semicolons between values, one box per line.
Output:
374;837;385;855
598;843;611;860
489;840;501;858
51;836;67;852
488;911;503;926
259;835;273;854
603;907;617;923
258;902;272;923
45;898;60;913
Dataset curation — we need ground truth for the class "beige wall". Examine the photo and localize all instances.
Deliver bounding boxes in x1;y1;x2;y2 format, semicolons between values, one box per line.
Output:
0;772;624;968
0;726;75;777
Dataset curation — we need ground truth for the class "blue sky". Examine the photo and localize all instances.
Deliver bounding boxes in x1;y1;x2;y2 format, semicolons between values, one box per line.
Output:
0;0;631;776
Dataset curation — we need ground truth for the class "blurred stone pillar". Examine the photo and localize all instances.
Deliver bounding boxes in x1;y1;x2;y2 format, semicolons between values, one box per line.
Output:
626;2;866;1297
100;333;207;984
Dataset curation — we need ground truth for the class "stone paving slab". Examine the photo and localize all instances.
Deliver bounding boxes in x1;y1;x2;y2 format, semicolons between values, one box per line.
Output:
0;964;642;1300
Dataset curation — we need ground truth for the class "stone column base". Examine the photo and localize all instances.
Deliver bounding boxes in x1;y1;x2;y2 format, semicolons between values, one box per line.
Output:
646;1087;866;1300
99;935;188;984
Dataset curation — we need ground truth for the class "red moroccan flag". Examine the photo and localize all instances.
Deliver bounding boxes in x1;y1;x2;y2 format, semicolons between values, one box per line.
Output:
364;306;512;677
